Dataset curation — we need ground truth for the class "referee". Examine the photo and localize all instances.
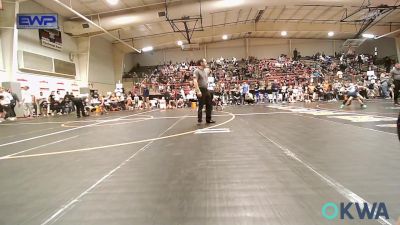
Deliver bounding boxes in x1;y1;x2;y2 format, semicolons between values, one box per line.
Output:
390;63;400;106
73;93;88;118
397;112;400;142
194;59;215;124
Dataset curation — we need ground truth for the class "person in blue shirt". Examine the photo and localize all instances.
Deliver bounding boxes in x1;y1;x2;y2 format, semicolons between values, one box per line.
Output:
254;82;260;103
241;82;249;105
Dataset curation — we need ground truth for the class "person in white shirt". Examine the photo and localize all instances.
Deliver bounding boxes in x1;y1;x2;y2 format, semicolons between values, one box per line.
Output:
21;86;34;117
0;87;14;121
36;92;48;116
336;71;343;79
54;91;61;102
207;76;216;92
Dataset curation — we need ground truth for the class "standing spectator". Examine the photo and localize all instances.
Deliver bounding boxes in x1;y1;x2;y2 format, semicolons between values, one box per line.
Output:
254;82;260;103
384;57;392;73
241;81;249;105
271;80;280;103
8;88;19;119
293;48;298;61
63;91;74;114
281;82;288;102
142;85;150;109
380;73;390;99
48;91;56;115
21;86;34;118
390;63;400;106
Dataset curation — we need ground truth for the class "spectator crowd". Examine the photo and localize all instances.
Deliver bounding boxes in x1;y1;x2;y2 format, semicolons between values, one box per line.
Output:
1;51;399;122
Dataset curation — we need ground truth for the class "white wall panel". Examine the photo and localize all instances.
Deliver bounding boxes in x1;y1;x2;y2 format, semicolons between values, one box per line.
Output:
88;36;116;94
124;38;346;68
18;1;78;62
249;39;289;59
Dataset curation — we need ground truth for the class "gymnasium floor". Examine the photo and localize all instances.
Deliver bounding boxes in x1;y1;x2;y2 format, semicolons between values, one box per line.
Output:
0;101;399;225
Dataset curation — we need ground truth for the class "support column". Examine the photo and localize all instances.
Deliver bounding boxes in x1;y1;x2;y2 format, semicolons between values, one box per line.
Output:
333;40;336;56
75;37;90;88
289;39;292;57
204;43;207;60
112;46;126;84
163;49;166;64
0;1;18;83
245;38;249;59
396;37;400;63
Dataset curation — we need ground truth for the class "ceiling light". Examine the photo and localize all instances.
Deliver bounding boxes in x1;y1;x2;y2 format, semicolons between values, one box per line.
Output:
142;46;153;52
281;31;287;36
362;33;375;39
106;0;119;5
113;16;135;25
216;0;244;7
222;34;228;40
177;40;183;46
328;31;334;37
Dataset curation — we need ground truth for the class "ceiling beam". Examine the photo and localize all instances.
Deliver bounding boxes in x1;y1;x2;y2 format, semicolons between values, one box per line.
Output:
245;8;253;23
112;21;398;49
286;6;303;21
255;6;267;23
274;6;286;22
53;0;141;53
263;6;275;21
224;11;228;26
236;9;242;24
323;8;345;23
297;6;317;23
144;24;152;33
311;6;333;23
70;0;188;20
110;19;400;41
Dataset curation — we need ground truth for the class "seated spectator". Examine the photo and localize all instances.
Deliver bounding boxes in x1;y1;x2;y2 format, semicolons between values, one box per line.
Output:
244;92;255;104
109;93;119;110
0;86;14;121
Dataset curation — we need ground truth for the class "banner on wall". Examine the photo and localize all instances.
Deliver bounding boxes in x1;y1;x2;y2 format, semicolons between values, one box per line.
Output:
39;29;62;51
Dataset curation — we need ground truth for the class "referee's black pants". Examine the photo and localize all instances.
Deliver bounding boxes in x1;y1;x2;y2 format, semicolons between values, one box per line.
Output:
394;80;400;104
198;87;213;122
73;99;86;118
397;112;400;141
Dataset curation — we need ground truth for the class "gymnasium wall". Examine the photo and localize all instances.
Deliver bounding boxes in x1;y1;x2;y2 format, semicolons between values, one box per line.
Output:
1;1;120;96
88;36;116;94
0;31;7;83
0;28;14;83
124;38;346;68
18;1;78;65
0;70;6;83
0;33;4;72
356;37;398;59
12;0;79;96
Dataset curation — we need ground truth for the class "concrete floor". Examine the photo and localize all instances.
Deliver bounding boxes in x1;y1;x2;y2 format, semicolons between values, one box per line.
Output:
0;101;399;225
